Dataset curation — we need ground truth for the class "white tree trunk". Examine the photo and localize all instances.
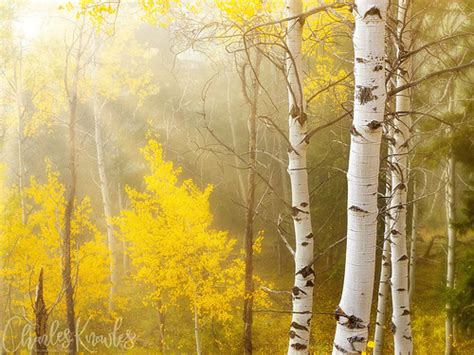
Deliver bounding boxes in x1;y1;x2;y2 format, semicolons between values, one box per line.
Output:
333;1;388;353
445;152;456;355
408;178;417;305
14;55;27;225
93;40;119;311
117;181;129;272
388;1;413;352
286;0;315;353
193;303;202;355
226;74;246;200
374;203;391;355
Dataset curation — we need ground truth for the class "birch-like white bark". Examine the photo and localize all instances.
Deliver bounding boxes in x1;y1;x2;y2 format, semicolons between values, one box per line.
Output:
286;0;315;353
193;303;202;355
333;1;388;353
445;152;456;355
226;74;246;200
15;63;26;225
117;181;129;272
92;38;119;311
408;178;417;305
389;1;413;351
374;199;391;355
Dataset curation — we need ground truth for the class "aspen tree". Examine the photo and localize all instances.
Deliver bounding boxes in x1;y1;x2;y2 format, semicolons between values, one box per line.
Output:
388;0;413;352
92;35;119;312
286;0;315;352
333;1;388;352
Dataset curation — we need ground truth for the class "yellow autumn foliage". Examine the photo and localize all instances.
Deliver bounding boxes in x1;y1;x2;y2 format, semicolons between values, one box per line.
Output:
0;166;110;325
116;139;271;327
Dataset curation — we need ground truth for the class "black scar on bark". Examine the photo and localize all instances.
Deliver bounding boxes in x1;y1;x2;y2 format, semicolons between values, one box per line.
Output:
396;183;407;191
335;306;365;329
363;6;382;19
290;343;307;350
356;57;367;63
398;255;409;261
373;64;383;71
391;321;397;334
290;321;308;332
305;280;314;287
367;120;382;130
350;125;364;138
289;104;300;119
349;205;369;213
305;233;314;239
296;265;315;278
291;206;309;216
347;336;366;351
288;330;302;339
403;335;413;340
300;202;308;207
396;288;407;291
292;286;307;296
334;305;345;321
391;229;401;235
402;309;411;316
334;343;348;353
298;111;308;125
301;242;309;246
356;85;378;105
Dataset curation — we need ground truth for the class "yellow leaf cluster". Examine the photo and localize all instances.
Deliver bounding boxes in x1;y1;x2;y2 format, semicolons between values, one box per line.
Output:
0;165;110;322
116;139;269;326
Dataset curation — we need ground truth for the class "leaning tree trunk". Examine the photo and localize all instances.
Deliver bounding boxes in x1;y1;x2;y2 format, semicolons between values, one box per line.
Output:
93;38;119;311
34;268;48;355
445;151;456;355
374;193;392;355
286;0;315;353
388;1;413;352
333;1;388;353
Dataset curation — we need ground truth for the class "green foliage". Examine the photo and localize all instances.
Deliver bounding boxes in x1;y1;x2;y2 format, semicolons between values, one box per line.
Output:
451;249;474;334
